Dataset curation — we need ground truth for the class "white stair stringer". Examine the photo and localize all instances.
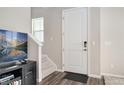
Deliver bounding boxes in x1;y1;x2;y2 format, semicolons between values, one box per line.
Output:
42;55;57;79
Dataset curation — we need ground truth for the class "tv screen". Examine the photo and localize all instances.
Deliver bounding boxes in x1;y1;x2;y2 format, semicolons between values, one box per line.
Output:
0;29;28;64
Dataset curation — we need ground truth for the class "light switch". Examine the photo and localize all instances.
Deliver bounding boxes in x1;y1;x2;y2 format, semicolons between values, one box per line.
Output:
50;37;53;40
92;41;95;46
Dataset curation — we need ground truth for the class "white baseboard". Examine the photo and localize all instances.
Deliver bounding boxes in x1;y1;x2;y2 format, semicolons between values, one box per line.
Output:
57;70;102;79
36;78;42;83
57;69;64;72
101;73;124;78
88;74;101;79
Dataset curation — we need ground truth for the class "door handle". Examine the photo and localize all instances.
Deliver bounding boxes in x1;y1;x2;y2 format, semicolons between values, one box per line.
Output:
84;41;87;48
83;41;87;51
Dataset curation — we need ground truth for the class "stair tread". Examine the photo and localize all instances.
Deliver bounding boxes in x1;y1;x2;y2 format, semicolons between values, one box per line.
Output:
42;55;57;78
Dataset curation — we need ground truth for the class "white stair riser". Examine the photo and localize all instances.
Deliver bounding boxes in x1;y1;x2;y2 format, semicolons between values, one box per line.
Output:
42;55;57;79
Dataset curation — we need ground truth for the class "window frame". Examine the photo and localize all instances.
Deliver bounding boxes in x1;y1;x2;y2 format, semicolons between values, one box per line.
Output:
32;17;44;43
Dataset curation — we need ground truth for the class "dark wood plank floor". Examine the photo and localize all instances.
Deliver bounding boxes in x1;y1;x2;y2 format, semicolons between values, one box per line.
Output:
40;71;104;85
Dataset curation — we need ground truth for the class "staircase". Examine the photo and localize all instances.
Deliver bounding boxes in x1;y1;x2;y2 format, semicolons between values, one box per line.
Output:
28;33;57;81
42;55;57;79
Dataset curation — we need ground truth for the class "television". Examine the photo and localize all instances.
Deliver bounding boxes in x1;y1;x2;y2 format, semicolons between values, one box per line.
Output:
0;29;28;65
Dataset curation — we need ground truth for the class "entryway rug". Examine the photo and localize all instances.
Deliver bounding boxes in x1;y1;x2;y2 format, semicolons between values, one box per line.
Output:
63;72;88;84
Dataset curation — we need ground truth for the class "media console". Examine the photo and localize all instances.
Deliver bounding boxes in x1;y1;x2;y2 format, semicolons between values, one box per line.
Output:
0;61;36;85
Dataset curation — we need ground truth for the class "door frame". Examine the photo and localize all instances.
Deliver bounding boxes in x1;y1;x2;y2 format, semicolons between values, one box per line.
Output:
62;7;88;75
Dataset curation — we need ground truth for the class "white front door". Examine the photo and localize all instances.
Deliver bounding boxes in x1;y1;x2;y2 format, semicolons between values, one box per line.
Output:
62;8;88;74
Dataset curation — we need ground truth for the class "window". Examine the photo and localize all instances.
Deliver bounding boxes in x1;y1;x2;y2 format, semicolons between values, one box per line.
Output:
32;17;44;42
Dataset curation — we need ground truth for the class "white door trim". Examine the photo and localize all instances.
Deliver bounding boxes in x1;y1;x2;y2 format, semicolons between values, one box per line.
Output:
62;8;88;74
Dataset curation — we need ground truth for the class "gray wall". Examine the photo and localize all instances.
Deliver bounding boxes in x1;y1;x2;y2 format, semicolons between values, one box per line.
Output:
101;8;124;76
31;7;67;69
88;8;100;76
0;7;31;33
